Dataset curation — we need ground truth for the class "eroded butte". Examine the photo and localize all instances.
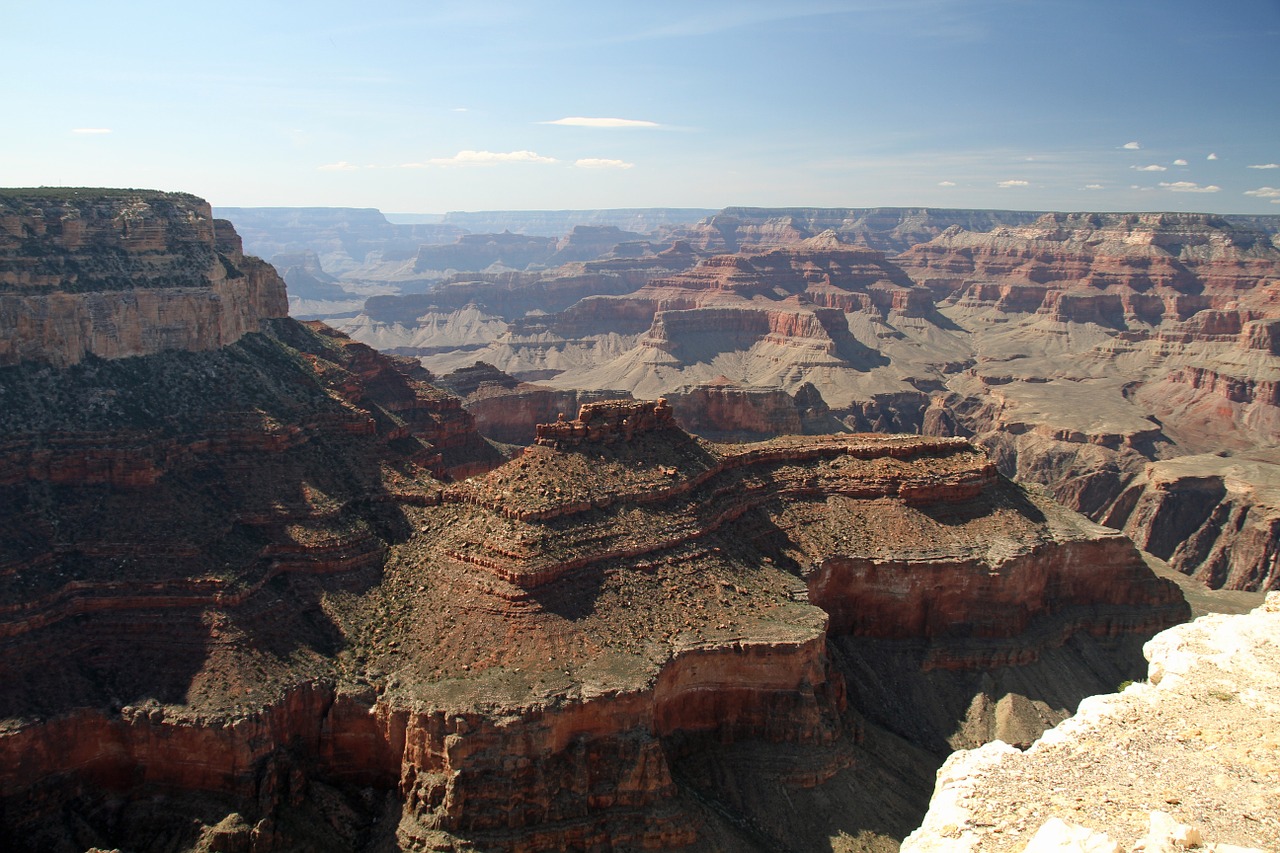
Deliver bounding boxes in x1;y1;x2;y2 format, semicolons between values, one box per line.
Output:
0;192;1189;851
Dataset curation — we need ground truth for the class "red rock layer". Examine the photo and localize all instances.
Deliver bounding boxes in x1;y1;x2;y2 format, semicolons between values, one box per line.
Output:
899;212;1280;323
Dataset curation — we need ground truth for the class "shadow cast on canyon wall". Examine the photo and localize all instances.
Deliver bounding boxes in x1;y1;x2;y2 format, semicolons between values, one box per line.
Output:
0;326;432;719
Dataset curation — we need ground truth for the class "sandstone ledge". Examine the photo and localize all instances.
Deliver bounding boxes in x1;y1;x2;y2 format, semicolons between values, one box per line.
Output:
0;190;288;367
902;593;1280;852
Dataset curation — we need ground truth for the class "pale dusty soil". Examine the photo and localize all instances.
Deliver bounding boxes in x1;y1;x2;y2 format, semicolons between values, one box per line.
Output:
903;594;1280;852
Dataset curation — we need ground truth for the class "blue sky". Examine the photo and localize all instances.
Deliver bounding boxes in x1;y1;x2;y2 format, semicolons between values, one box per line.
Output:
4;1;1279;214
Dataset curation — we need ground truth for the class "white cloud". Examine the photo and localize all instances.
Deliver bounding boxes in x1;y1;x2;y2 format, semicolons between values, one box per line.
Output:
1159;181;1220;193
1132;164;1167;172
428;150;558;166
542;117;660;128
318;161;359;171
71;128;112;134
1123;141;1142;150
574;158;635;169
1173;159;1188;166
937;180;956;187
1244;186;1280;199
452;107;469;112
1083;184;1104;190
1207;153;1219;160
1248;163;1280;170
996;180;1029;188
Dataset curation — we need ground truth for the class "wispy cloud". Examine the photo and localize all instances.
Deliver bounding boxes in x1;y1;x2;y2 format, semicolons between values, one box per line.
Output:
424;150;558;166
1132;164;1167;172
575;158;635;169
1244;187;1280;202
318;161;359;171
71;128;112;134
628;4;923;41
937;180;956;187
1083;184;1104;190
542;117;660;128
1248;163;1280;170
996;179;1029;188
1207;153;1219;160
1159;181;1220;193
1172;159;1188;166
1122;141;1141;150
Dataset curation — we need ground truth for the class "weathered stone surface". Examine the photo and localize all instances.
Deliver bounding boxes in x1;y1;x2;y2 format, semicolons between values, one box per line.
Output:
0;380;1185;851
902;593;1280;852
0;194;1205;850
0;190;287;367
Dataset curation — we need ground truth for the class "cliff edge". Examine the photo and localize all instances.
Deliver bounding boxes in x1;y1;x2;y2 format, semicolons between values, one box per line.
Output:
903;593;1280;852
0;189;287;366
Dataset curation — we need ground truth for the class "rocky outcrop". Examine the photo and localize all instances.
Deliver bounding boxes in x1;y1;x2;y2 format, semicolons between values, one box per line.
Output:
0;190;287;367
902;594;1280;852
0;336;1186;852
533;398;676;450
1103;454;1280;591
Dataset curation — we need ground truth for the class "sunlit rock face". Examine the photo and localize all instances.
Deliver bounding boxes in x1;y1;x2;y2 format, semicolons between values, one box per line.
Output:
0;190;288;367
329;208;1280;590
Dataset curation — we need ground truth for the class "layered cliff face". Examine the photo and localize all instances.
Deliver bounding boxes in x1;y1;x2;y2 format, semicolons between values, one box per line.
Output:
383;235;941;413
0;190;288;367
900;213;1280;591
0;335;1187;853
332;208;1280;591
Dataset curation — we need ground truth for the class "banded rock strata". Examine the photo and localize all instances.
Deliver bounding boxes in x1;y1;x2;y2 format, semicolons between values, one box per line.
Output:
1;189;287;367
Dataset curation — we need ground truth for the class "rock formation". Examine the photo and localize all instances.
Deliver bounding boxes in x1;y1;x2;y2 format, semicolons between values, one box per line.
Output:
902;593;1280;852
0;197;1189;850
325;210;1280;592
1;189;287;367
897;213;1280;591
0;401;1188;849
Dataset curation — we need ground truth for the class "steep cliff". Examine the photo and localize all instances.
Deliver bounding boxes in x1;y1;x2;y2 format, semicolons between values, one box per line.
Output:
0;359;1186;853
0;189;288;367
903;213;1280;591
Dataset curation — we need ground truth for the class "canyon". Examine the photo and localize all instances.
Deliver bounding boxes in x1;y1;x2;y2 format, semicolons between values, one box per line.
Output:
0;190;1196;851
275;207;1280;593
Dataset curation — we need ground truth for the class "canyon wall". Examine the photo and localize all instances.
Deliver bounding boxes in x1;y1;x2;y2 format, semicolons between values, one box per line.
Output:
0;190;287;367
0;348;1186;851
327;211;1280;592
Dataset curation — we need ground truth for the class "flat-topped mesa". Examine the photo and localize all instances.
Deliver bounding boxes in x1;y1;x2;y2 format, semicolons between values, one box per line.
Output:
534;398;676;447
0;189;287;367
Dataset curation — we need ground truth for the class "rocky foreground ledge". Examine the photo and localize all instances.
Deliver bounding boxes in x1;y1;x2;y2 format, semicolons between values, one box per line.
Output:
903;593;1280;852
